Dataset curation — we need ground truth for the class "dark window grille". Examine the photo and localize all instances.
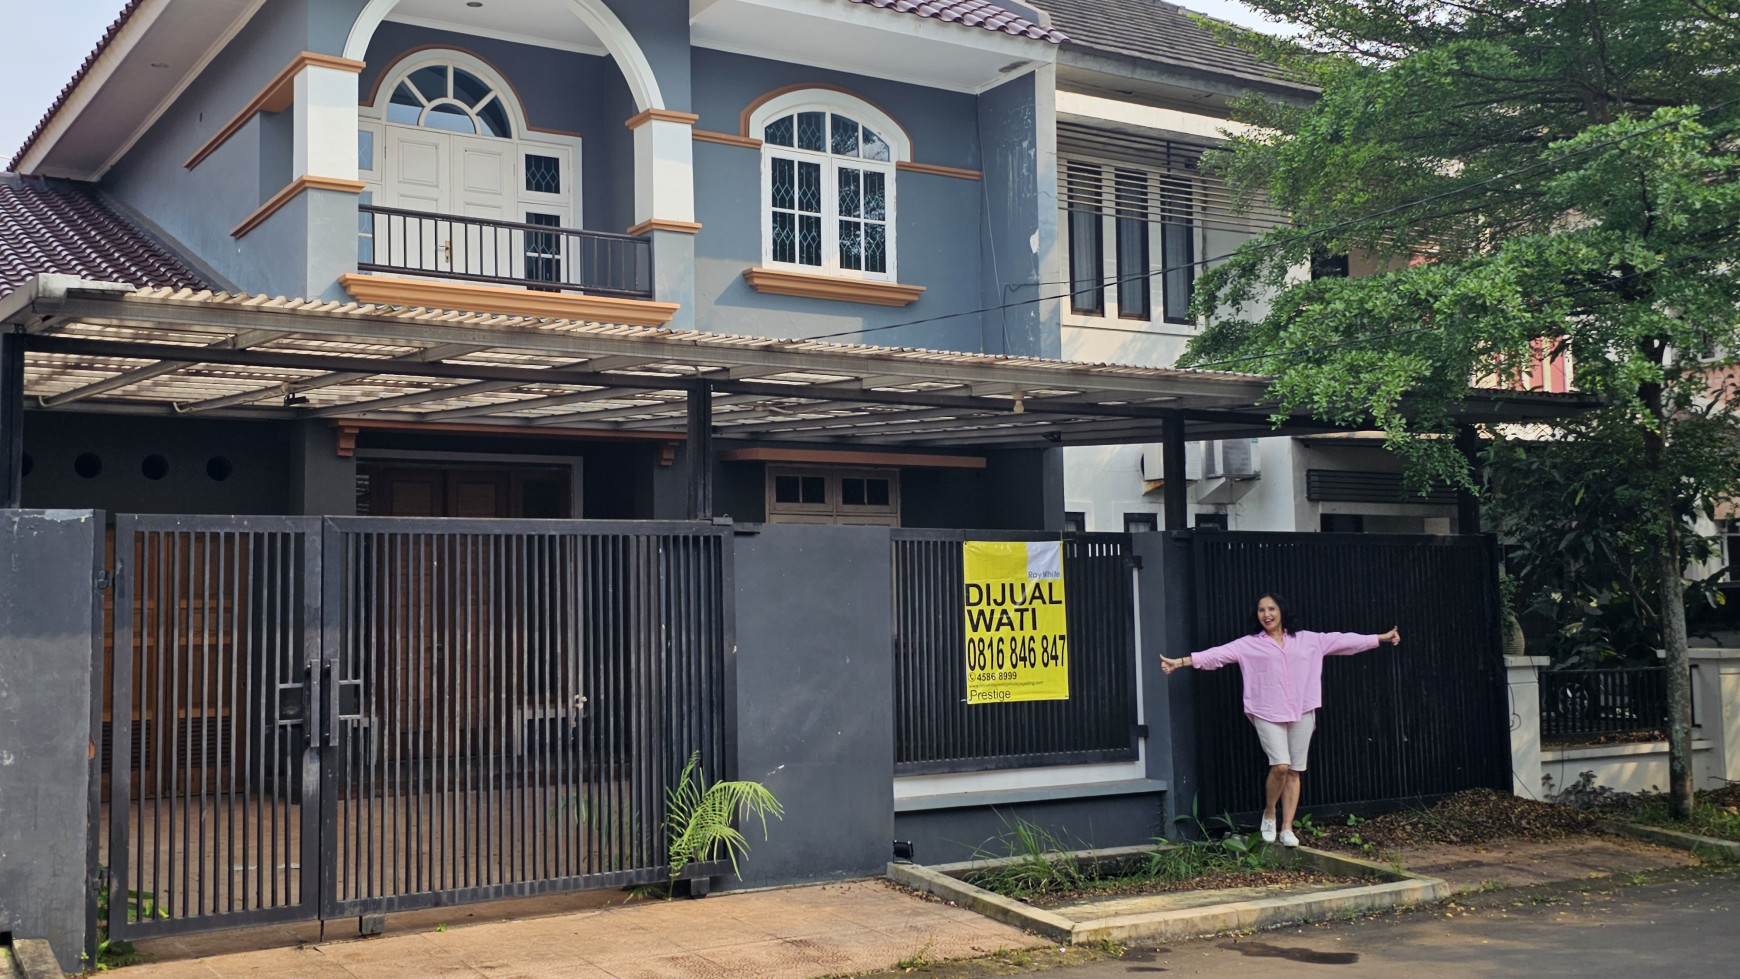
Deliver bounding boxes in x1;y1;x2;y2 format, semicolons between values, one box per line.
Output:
1307;469;1459;505
892;531;1139;775
1160;178;1195;323
1066;164;1104;314
1115;170;1149;319
1539;667;1671;742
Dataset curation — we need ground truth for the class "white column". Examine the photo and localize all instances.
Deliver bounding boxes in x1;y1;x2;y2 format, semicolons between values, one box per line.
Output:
1507;655;1550;799
1689;648;1740;790
294;61;363;182
629;110;698;231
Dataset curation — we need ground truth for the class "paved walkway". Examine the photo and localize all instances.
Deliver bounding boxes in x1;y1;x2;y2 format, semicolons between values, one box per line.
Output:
121;880;1034;979
1393;833;1696;890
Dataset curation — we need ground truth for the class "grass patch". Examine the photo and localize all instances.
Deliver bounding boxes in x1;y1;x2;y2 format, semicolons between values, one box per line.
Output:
1606;788;1740;843
960;816;1356;907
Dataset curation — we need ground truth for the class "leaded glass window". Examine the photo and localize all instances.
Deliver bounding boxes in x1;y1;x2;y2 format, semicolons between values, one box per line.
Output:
761;106;897;279
525;154;561;195
385;62;513;139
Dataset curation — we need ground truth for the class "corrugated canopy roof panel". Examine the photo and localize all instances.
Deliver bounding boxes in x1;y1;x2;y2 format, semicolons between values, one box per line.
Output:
2;280;1595;449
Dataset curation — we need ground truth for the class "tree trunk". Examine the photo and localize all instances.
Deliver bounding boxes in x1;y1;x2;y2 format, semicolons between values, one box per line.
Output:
1656;523;1695;820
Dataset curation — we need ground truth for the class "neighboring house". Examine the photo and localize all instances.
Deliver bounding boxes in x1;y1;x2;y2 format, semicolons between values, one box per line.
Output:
1037;0;1513;535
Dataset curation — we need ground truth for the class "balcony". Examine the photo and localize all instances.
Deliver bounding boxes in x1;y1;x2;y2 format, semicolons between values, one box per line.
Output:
357;205;653;300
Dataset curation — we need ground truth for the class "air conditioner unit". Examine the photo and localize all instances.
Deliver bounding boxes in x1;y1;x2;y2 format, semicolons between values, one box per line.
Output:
1141;443;1203;482
1219;438;1261;479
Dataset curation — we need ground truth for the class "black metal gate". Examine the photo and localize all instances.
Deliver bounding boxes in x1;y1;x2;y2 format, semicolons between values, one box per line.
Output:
104;516;732;939
1188;531;1511;819
891;531;1139;775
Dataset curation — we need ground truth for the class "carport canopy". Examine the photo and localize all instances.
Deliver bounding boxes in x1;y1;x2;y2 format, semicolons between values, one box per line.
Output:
0;275;1596;521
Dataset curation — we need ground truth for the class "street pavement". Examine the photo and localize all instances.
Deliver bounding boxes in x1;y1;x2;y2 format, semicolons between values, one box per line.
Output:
1037;869;1737;978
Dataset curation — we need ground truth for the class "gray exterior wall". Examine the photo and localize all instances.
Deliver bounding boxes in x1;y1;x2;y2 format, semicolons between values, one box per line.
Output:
712;449;1058;531
894;795;1165;867
0;511;102;972
977;67;1059;359
731;524;895;888
103;0;337;298
690;48;989;351
21;412;295;515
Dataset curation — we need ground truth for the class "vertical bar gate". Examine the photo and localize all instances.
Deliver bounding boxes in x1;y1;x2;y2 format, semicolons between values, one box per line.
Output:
104;516;732;938
1187;531;1511;819
107;515;322;940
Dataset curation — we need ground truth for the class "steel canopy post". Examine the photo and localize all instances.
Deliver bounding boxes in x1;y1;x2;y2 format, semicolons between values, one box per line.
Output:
0;331;24;508
1163;410;1188;530
1456;424;1482;534
687;380;713;520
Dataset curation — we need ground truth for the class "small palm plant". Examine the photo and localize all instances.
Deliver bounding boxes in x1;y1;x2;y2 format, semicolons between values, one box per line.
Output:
665;750;783;885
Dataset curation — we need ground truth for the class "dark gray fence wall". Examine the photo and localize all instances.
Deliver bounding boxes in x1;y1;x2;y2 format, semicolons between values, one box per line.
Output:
892;531;1139;775
1186;531;1511;819
731;524;895;888
0;511;103;972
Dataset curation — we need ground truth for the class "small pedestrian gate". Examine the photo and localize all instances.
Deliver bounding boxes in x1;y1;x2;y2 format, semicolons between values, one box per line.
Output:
1188;531;1512;818
102;515;732;939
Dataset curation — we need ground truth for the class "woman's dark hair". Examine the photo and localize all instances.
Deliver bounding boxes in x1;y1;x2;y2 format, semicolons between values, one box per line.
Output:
1250;593;1295;634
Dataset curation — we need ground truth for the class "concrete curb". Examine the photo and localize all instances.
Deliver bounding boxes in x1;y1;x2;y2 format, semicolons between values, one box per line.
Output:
9;940;66;979
888;846;1451;945
1602;821;1740;861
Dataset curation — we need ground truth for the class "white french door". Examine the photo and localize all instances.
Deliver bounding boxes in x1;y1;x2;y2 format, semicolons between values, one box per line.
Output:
380;126;576;285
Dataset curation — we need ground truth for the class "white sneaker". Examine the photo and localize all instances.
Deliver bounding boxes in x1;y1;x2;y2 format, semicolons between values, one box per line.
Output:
1278;829;1300;848
1260;816;1277;843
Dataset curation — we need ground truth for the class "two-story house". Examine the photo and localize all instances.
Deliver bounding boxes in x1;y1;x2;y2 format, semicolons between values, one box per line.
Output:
5;0;1170;529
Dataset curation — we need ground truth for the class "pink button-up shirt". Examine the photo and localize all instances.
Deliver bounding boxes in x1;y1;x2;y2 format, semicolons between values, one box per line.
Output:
1190;631;1380;723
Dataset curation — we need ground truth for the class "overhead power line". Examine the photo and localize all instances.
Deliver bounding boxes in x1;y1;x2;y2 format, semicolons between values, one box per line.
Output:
798;98;1739;343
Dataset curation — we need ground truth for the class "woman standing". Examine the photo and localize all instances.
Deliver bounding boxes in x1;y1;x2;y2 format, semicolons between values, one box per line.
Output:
1159;594;1399;847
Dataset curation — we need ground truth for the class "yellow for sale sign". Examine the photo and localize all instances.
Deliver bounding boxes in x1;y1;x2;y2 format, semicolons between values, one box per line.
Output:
962;540;1069;704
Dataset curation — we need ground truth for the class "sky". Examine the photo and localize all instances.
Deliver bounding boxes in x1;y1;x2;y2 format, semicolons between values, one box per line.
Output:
0;0;1298;173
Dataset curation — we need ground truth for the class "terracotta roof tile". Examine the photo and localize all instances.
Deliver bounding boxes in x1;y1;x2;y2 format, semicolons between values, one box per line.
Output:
846;0;1068;43
0;174;209;298
9;1;146;172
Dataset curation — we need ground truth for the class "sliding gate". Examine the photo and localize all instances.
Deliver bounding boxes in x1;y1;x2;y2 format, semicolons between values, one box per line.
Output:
104;515;732;939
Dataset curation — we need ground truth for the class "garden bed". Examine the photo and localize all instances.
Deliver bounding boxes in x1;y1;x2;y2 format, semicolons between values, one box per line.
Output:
953;831;1364;909
887;841;1448;945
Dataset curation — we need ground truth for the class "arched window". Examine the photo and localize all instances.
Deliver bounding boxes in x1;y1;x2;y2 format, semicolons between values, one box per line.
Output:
752;91;909;281
386;62;513;139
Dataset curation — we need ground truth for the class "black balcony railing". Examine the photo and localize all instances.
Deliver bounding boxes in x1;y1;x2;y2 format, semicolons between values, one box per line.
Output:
358;205;653;300
1539;666;1671;742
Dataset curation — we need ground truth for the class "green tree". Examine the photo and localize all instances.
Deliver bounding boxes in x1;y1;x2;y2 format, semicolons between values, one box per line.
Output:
1484;414;1727;667
1181;0;1740;817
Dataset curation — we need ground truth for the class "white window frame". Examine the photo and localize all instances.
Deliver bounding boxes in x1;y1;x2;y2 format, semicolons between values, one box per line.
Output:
749;91;911;283
358;49;583;228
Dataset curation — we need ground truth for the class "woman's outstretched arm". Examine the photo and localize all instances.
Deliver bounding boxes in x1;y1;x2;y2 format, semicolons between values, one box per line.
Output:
1161;639;1241;674
1320;629;1400;656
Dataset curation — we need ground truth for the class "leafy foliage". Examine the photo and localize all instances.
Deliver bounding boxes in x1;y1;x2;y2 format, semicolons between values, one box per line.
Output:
964;814;1287;904
664;750;782;884
93;883;164;970
1486;420;1727;665
1181;0;1740;816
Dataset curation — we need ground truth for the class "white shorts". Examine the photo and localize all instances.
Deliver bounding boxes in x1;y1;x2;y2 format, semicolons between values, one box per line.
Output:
1250;711;1316;771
